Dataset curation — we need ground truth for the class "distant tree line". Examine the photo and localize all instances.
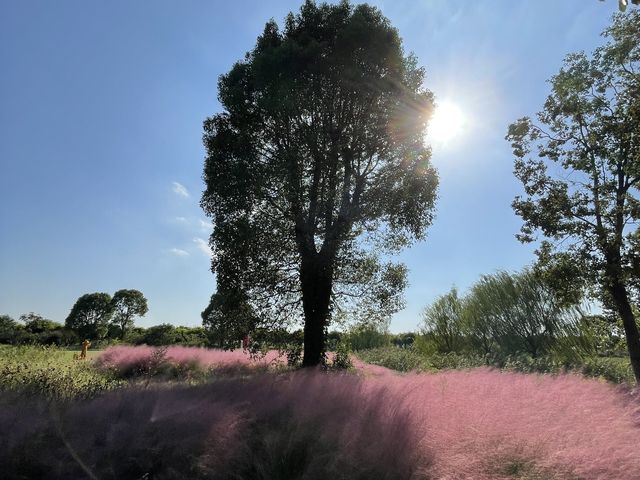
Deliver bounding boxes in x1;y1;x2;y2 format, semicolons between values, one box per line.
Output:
0;289;203;347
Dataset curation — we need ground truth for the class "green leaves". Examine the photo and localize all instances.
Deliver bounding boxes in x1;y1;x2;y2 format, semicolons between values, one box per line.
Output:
202;1;438;343
506;11;640;301
507;11;640;379
111;289;148;339
65;292;113;340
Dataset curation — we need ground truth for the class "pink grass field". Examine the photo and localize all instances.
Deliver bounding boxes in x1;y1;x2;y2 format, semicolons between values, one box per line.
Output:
96;344;287;373
91;346;640;479
370;370;640;479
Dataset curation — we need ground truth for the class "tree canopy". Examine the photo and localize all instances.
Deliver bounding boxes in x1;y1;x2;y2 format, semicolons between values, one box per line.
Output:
202;0;437;365
65;292;114;340
111;289;148;340
506;11;640;379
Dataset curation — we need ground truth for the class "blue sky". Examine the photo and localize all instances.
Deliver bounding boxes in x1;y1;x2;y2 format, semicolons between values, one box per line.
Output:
0;1;618;331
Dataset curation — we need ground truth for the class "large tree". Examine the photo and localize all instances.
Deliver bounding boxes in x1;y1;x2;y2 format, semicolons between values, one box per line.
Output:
202;1;437;366
506;12;640;380
111;289;148;340
65;292;113;340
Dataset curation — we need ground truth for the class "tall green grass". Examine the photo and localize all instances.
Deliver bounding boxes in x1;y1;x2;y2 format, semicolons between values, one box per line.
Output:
0;345;123;400
355;346;636;383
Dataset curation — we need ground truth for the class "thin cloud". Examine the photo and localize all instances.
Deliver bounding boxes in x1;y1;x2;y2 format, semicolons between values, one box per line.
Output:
199;219;211;231
170;247;189;257
172;182;189;198
193;237;213;258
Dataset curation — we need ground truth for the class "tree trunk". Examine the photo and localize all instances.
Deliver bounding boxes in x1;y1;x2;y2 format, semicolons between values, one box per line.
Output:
608;280;640;382
300;254;333;367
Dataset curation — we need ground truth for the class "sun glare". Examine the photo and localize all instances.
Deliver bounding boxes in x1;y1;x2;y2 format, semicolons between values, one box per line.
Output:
427;100;465;145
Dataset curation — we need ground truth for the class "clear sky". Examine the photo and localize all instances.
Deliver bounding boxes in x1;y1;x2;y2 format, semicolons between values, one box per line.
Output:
0;1;618;332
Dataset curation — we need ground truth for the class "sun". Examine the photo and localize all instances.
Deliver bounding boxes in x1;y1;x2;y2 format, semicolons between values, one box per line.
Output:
427;100;465;145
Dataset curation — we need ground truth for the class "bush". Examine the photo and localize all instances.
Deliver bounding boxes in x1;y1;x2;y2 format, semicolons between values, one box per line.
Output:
285;343;303;367
426;352;486;370
356;347;428;372
331;341;353;370
346;324;390;351
139;323;178;346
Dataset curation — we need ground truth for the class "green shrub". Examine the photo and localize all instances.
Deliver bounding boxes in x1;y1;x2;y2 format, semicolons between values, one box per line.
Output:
346;324;390;351
286;343;303;367
579;357;634;384
356;347;428;372
331;341;353;370
426;352;486;370
355;345;635;384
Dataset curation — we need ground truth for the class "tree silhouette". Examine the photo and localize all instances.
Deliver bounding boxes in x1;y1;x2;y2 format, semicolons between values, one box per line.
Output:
202;1;437;365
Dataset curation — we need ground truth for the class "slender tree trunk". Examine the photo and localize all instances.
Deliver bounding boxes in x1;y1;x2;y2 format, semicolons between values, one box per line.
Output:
300;254;333;367
608;279;640;382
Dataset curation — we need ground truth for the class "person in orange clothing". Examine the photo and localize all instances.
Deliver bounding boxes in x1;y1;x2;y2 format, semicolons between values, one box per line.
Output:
79;339;91;360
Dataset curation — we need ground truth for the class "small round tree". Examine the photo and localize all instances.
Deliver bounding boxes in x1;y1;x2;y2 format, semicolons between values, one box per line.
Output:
111;289;148;340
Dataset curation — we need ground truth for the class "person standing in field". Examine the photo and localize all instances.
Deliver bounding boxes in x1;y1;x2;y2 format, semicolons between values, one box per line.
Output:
80;339;91;360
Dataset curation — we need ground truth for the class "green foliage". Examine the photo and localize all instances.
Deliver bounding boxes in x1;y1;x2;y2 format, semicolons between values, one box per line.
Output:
325;330;342;351
331;340;353;370
463;270;582;358
20;312;62;334
576;314;628;356
390;332;416;349
111;289;148;340
0;345;123;400
65;292;114;340
417;270;583;361
201;290;257;349
358;345;635;383
139;324;177;346
0;315;17;344
286;343;303;367
124;326;147;344
356;346;428;372
201;0;438;365
174;326;208;347
506;11;640;379
579;356;635;383
412;333;438;356
424;352;486;370
421;288;465;353
0;313;78;346
346;322;390;351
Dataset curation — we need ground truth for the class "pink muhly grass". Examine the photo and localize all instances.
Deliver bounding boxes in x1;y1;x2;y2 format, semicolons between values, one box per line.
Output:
2;351;639;479
369;368;640;479
96;345;285;376
0;371;426;480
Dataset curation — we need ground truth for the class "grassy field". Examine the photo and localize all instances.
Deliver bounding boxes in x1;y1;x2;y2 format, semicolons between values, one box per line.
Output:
355;346;637;384
0;344;639;479
0;345;121;400
58;348;102;360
